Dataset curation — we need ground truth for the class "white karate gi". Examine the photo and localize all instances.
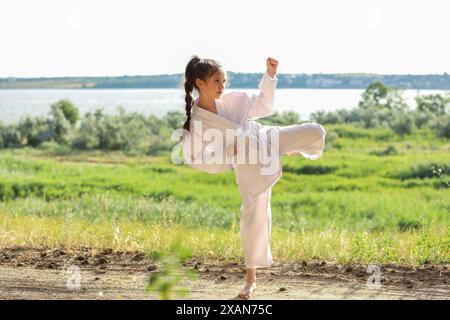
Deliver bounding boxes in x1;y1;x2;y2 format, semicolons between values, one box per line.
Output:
182;71;326;269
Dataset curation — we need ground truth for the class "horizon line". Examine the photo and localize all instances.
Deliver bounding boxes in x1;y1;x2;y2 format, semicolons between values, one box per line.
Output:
1;71;449;79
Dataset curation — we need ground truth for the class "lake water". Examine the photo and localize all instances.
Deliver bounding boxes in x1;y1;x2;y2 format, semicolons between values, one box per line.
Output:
0;88;446;124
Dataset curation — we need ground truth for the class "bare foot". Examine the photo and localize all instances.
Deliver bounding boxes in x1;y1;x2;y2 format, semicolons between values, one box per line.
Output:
238;282;257;300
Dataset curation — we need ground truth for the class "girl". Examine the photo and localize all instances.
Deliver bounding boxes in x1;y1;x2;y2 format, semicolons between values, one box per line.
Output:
181;55;326;299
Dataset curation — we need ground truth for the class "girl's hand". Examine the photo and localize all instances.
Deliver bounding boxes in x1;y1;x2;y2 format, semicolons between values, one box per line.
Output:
266;57;278;78
227;139;238;157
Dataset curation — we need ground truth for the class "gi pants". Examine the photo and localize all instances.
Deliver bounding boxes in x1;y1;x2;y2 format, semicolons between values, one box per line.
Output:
237;122;326;269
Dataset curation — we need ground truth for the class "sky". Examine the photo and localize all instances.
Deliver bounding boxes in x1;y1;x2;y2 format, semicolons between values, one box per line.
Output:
0;0;449;77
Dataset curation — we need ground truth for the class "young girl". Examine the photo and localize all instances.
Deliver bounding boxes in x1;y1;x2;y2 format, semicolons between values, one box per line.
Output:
181;55;326;299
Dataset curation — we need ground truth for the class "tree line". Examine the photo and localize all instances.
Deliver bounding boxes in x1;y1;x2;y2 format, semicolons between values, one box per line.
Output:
1;81;449;155
1;73;450;89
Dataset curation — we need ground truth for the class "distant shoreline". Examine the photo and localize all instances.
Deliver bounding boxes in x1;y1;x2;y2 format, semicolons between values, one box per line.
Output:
1;72;449;90
1;87;447;91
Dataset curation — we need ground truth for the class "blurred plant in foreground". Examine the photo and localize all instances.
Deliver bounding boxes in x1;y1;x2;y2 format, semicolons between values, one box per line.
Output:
432;165;450;189
431;165;450;216
145;239;197;300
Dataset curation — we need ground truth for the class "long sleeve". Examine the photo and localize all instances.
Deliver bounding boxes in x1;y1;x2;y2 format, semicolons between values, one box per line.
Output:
182;130;233;174
245;71;278;120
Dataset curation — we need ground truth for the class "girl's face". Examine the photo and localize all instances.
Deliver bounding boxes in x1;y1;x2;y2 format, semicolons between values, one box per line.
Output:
195;69;227;100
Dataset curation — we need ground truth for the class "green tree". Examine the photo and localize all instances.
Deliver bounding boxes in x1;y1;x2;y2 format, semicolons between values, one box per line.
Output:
51;99;80;126
162;111;185;130
0;125;22;148
358;81;409;130
50;104;73;144
17;116;54;147
390;111;416;136
258;111;302;126
434;114;450;139
414;94;450;129
358;81;390;108
416;94;449;116
72;112;101;149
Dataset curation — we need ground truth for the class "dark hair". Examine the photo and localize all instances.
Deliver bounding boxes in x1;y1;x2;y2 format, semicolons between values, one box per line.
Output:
183;55;223;132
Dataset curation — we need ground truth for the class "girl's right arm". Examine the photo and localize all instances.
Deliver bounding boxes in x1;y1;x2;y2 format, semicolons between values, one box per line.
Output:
182;131;233;173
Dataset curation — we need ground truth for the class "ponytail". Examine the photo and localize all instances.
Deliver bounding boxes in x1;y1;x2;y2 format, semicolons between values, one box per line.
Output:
183;55;201;132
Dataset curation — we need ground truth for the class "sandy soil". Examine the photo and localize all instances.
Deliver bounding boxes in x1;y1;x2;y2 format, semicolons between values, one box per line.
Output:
0;247;448;300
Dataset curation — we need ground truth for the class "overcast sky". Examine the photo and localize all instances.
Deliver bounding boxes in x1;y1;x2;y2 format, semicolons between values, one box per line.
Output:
0;0;449;77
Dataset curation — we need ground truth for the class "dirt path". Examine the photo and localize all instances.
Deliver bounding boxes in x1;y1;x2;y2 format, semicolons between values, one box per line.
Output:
0;247;448;300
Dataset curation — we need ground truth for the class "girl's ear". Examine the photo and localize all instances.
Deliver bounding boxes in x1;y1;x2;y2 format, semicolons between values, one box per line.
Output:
195;78;204;89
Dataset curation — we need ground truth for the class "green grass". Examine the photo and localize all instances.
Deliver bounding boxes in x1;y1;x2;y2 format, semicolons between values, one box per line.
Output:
0;124;449;266
0;213;447;266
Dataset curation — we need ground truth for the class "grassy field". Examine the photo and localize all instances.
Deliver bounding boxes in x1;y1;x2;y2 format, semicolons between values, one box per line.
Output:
0;124;449;266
